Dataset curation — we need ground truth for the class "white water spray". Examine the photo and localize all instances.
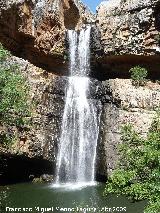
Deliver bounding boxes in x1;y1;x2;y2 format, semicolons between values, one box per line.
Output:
55;26;100;186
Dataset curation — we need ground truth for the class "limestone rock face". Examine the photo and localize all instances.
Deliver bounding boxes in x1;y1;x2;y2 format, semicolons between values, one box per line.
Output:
98;79;160;176
0;0;94;73
97;0;160;56
96;0;160;78
0;55;63;181
0;56;62;164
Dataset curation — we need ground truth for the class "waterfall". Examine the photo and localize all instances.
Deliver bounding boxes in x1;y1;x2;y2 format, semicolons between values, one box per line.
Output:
55;26;100;186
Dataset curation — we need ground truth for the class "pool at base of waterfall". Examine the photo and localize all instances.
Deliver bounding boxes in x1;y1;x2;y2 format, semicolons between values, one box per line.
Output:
1;182;147;213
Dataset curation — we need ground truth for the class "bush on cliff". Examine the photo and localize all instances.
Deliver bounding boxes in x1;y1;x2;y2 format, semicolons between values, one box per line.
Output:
129;66;148;87
0;44;31;147
104;111;160;213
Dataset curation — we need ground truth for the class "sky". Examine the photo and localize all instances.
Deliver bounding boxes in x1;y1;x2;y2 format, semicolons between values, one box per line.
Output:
81;0;105;13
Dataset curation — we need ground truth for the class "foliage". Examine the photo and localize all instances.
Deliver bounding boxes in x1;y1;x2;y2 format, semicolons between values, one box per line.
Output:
155;34;160;45
0;188;10;212
0;65;30;125
104;111;160;213
0;44;10;61
129;66;148;87
0;44;31;147
0;132;13;147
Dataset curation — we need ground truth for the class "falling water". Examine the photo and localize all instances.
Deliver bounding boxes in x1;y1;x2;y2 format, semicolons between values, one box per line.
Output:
55;26;100;186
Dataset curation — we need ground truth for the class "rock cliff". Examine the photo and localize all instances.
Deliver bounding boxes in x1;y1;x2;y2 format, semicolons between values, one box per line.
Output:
0;55;105;183
0;0;94;74
97;79;160;176
0;56;60;182
96;0;160;79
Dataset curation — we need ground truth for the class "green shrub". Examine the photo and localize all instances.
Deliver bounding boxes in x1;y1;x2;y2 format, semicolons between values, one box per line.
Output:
129;66;148;87
155;34;160;45
0;65;30;125
0;187;10;212
0;44;31;147
0;132;13;147
104;111;160;213
0;44;10;61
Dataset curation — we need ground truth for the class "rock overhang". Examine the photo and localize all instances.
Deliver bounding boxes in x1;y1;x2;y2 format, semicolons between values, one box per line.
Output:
0;0;160;80
0;0;95;74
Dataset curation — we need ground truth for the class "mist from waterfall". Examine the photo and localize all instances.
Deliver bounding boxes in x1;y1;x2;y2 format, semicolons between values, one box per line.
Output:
55;26;100;187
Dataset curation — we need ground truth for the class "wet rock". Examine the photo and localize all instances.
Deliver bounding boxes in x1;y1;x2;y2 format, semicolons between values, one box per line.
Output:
90;24;103;59
47;76;106;100
32;177;43;183
32;174;53;183
41;174;54;182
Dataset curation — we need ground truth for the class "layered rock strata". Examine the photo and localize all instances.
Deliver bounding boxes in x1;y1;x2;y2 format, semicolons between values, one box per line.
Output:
98;79;160;176
0;0;95;74
96;0;160;79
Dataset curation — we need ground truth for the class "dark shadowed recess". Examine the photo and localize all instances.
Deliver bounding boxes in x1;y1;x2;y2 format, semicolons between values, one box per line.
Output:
0;153;107;185
0;154;53;185
92;55;160;81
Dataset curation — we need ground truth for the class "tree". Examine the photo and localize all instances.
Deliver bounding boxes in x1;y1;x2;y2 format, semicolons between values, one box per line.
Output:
104;111;160;213
129;66;148;87
0;44;31;147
